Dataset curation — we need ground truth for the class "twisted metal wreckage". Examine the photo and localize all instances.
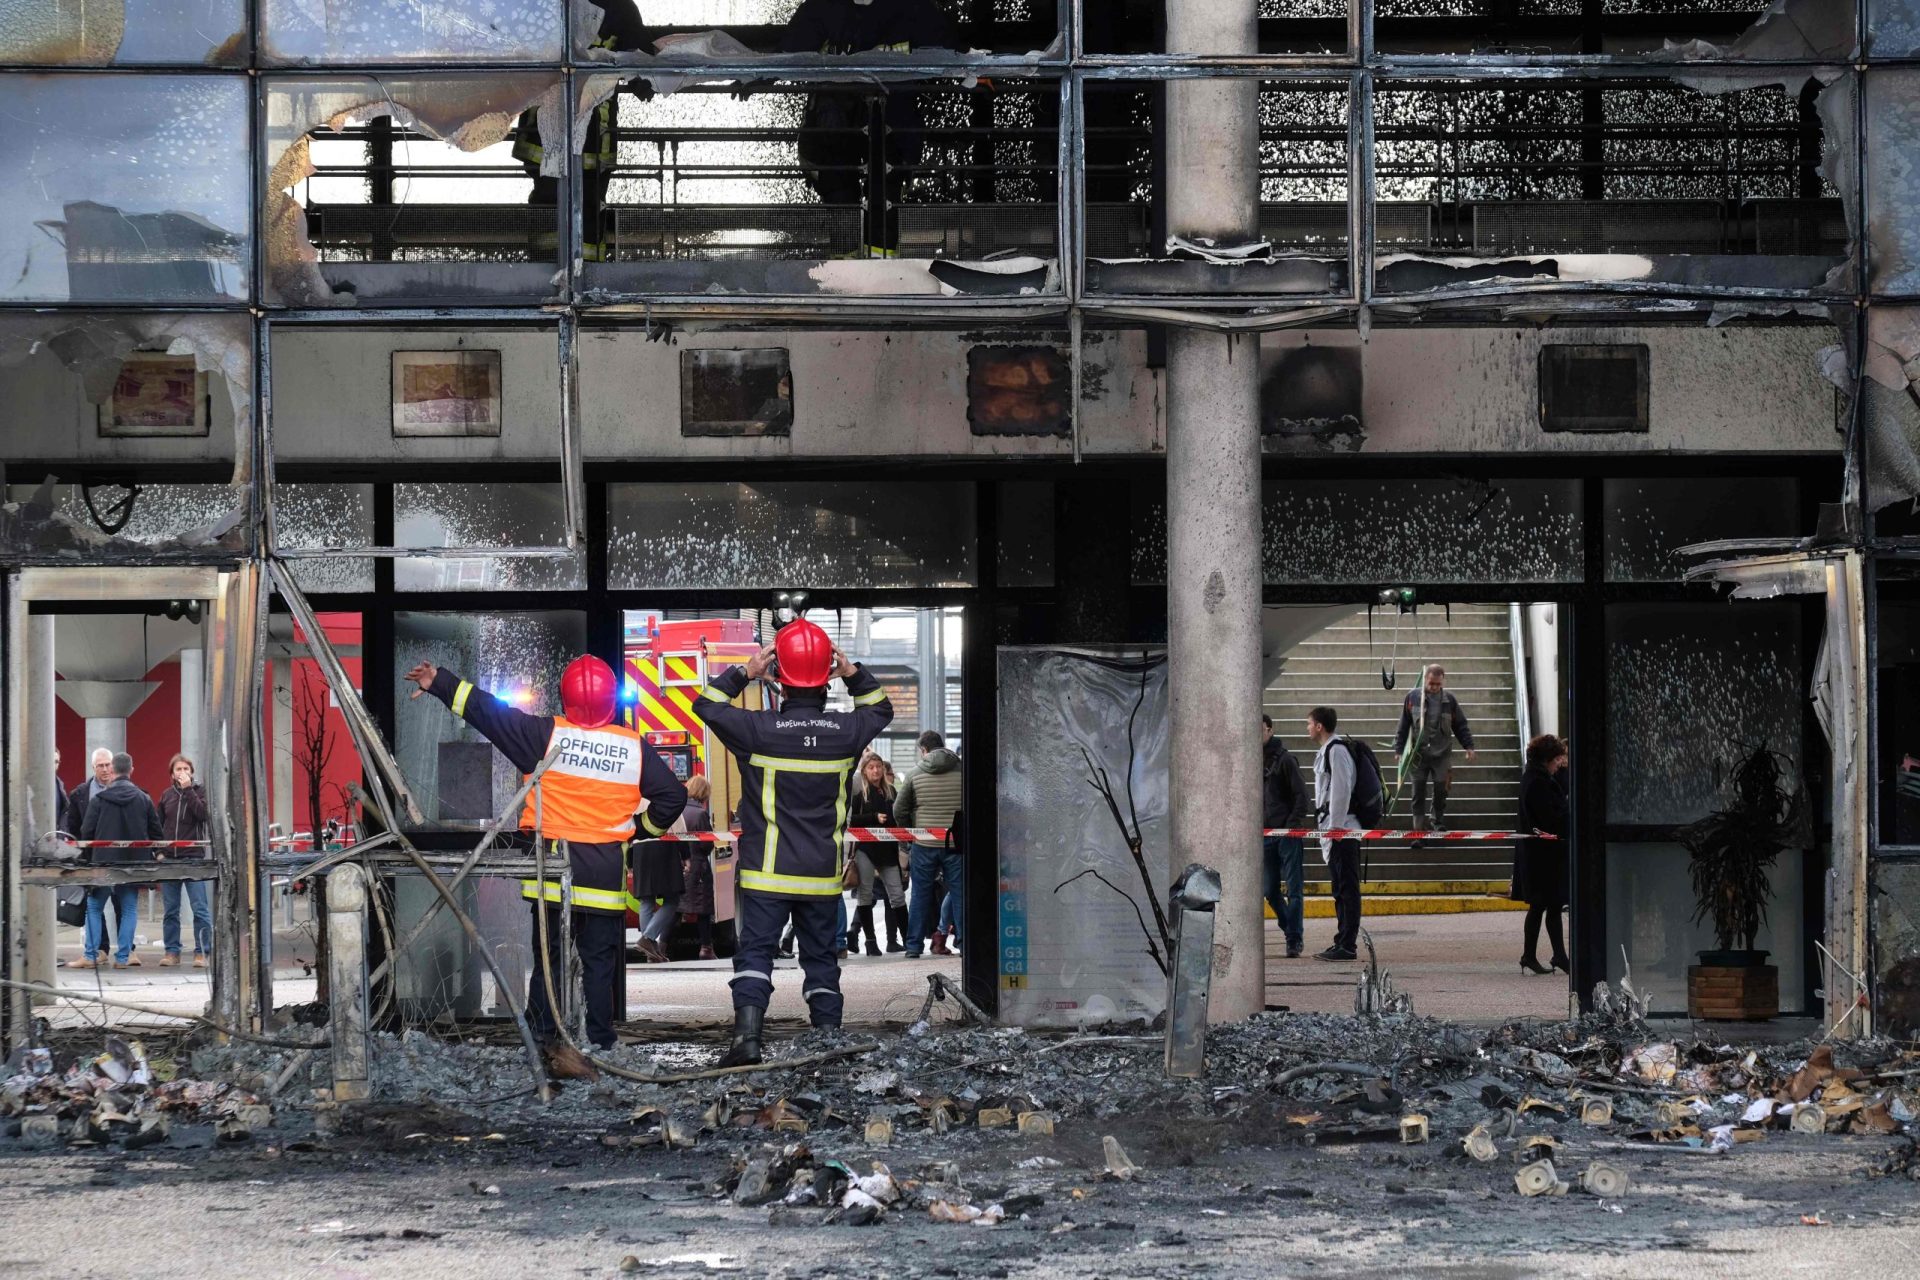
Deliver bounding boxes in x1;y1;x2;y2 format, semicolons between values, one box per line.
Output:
3;0;1919;1099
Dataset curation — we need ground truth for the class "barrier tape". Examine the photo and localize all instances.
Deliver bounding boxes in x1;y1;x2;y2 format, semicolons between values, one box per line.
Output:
63;840;209;849
1262;828;1554;841
648;827;950;844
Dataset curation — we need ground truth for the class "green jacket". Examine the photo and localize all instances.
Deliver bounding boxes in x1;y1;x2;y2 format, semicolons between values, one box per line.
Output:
895;748;964;850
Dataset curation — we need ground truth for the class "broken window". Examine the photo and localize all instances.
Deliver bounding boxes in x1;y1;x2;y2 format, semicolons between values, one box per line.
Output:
393;483;585;591
579;79;1062;297
1604;477;1801;581
0;1;247;66
1871;0;1920;57
1082;1;1349;56
997;480;1054;587
264;74;565;307
606;481;977;588
0;74;250;303
394;609;587;828
1131;478;1584;584
0;312;251;559
1374;0;1772;56
259;0;567;65
1874;578;1920;846
1372;79;1838;294
584;0;1062;60
1084;80;1351;298
1539;345;1649;434
273;483;376;594
1866;68;1920;296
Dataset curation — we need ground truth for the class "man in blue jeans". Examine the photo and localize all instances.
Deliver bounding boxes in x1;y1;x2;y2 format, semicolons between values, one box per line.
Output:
1261;714;1309;959
71;752;162;970
896;731;964;958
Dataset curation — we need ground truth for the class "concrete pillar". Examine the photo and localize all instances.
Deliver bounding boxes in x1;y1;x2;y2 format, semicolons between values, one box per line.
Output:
326;864;371;1102
178;647;204;771
1164;0;1264;1023
272;659;294;836
23;617;57;991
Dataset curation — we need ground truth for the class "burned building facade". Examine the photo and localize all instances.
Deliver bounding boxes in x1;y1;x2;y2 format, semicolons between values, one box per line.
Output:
2;0;1917;1045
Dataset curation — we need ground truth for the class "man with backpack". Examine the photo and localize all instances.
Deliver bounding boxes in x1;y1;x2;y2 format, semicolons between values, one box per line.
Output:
1306;706;1383;963
1261;714;1310;959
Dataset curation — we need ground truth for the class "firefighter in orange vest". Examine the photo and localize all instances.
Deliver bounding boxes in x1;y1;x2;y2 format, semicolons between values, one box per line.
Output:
692;619;892;1066
404;654;685;1074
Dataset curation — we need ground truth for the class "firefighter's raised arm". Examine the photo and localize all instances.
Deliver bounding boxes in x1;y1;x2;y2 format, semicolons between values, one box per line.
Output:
835;647;894;739
689;643;774;755
404;660;551;774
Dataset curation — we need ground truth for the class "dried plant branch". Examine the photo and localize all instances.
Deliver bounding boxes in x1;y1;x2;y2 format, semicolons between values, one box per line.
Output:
1055;866;1167;976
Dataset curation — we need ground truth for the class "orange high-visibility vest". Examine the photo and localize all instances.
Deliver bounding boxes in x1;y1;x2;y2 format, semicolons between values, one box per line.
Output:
522;716;644;843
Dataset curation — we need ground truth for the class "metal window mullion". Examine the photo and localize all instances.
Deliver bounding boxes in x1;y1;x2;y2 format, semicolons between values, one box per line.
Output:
1062;74;1080;306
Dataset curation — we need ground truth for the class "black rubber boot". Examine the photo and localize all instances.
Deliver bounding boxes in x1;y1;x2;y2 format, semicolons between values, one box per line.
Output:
717;1005;765;1068
857;905;881;956
884;902;905;953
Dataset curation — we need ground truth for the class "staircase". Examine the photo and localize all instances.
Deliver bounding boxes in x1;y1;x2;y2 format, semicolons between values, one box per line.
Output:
1264;602;1526;917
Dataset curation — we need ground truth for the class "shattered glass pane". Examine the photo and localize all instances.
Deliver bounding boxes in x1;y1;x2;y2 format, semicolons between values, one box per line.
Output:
393;482;584;591
274;483;376;594
1871;0;1920;57
1603;477;1801;581
260;0;566;65
997;481;1054;588
1867;68;1920;295
0;75;250;303
607;482;977;589
394;610;587;828
1872;863;1920;1036
1131;480;1584;585
1605;602;1802;825
1606;842;1808;1016
0;1;246;66
4;483;247;557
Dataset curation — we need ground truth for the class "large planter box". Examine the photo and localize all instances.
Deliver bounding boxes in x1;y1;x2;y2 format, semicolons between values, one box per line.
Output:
1687;963;1779;1020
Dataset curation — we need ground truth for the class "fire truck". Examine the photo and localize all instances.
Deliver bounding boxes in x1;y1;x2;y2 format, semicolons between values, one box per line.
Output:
622;614;764;957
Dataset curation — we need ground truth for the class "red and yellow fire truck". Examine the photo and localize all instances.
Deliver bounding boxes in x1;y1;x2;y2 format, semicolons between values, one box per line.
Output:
622;615;764;956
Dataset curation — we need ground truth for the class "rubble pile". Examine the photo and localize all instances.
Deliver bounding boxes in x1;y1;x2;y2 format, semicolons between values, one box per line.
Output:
1;1036;273;1150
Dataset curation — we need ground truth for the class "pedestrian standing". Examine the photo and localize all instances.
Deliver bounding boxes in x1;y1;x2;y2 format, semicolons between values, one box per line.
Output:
692;621;893;1067
1261;714;1310;959
1391;664;1476;832
895;731;965;959
1516;734;1572;976
679;774;718;960
156;754;213;968
1308;707;1382;963
73;753;161;970
54;748;68;833
848;753;906;955
630;835;684;963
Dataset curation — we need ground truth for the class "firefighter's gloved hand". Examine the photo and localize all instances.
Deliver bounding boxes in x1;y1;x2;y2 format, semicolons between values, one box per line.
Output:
831;647;857;680
403;661;439;698
743;644;776;681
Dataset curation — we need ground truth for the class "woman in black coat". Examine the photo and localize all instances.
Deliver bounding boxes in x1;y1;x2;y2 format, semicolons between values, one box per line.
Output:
679;774;718;960
1515;733;1571;975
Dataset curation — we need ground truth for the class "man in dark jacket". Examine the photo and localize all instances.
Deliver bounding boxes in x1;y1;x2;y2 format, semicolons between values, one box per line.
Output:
778;0;955;257
1261;714;1309;959
692;619;893;1066
1391;664;1476;832
72;752;161;969
895;730;964;958
66;747;116;840
53;748;68;833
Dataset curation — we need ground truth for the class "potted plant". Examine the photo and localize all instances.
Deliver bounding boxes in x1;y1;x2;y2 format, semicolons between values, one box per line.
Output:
1677;746;1804;1020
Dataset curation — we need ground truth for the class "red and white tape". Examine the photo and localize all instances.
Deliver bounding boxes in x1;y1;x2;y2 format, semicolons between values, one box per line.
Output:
649;827;950;844
63;840;209;849
1262;828;1554;841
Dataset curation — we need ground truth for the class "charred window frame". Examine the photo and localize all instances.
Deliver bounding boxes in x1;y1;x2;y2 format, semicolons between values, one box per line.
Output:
680;348;794;438
1539;344;1650;435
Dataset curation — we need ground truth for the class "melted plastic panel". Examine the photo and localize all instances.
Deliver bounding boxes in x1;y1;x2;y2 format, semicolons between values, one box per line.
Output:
997;648;1168;1028
607;481;977;589
1605;602;1802;826
0;0;246;66
260;0;566;65
394;609;587;827
1604;477;1802;581
392;482;584;590
0;74;249;303
263;73;565;306
274;482;376;593
1132;479;1583;585
1867;68;1920;297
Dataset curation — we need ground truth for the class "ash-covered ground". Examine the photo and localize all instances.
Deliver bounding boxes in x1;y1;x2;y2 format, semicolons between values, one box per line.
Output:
4;997;1918;1278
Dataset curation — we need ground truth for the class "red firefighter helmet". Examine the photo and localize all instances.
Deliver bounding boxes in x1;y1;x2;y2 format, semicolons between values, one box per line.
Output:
774;619;834;689
560;655;618;728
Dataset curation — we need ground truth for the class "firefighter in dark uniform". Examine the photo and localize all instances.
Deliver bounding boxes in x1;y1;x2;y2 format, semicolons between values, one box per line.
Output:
404;653;685;1077
692;619;893;1066
513;0;649;261
777;0;955;257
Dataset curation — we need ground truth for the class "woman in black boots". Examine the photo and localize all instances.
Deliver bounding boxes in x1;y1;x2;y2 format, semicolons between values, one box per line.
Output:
1515;733;1571;976
848;752;907;955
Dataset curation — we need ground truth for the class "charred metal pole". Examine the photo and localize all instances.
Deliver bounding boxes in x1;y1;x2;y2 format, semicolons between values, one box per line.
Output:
1163;0;1265;1023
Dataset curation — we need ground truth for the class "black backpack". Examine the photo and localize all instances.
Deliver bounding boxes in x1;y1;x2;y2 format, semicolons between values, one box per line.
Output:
1339;737;1385;827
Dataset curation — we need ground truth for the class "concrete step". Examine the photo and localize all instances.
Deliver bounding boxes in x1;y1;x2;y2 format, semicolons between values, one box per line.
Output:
1280;895;1528;919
